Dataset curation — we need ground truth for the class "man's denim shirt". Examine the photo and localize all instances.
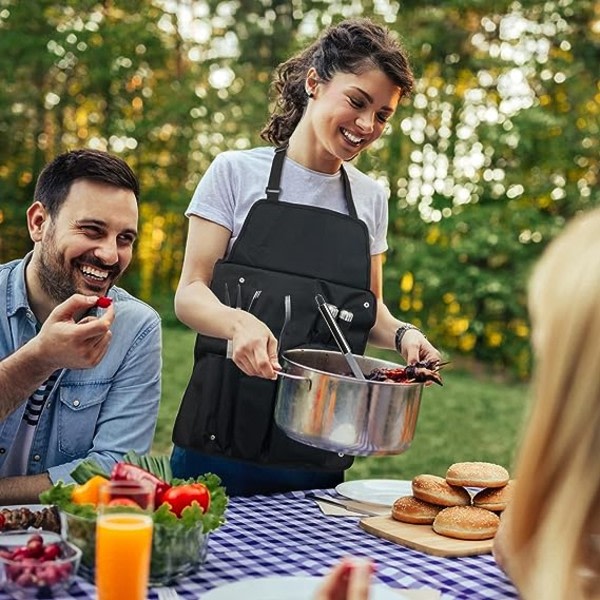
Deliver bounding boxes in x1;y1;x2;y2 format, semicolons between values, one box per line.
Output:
0;255;162;483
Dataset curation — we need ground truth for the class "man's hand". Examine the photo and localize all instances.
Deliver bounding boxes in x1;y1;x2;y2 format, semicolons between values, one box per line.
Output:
32;294;115;371
0;294;115;420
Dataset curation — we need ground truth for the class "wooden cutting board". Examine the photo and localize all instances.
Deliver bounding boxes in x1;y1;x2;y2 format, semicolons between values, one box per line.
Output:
359;516;493;557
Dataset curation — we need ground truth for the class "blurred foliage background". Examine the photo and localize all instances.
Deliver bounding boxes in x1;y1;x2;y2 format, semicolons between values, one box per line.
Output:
0;0;598;378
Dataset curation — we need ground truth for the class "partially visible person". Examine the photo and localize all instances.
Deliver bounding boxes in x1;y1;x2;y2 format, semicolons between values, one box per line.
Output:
314;558;374;600
0;149;162;504
493;207;600;599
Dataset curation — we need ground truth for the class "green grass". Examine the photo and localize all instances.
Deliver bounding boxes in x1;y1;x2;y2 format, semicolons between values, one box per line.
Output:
155;326;531;479
154;326;197;455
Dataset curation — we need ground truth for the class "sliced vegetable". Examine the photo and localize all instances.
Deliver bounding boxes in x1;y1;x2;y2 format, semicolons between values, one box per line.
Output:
40;482;97;521
161;483;210;518
110;462;171;505
122;451;172;483
70;474;108;506
70;460;110;485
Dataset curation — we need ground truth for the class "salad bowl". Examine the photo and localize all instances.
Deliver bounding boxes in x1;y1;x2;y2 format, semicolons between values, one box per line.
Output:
63;510;208;585
41;452;227;585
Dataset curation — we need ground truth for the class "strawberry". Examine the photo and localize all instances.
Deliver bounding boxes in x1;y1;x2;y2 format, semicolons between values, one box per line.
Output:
96;296;113;309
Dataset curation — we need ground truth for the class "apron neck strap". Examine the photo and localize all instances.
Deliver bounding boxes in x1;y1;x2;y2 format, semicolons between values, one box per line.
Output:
265;145;358;219
265;145;287;202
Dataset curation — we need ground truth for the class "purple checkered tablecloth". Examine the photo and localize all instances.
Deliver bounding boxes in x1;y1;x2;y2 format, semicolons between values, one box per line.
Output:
0;490;519;599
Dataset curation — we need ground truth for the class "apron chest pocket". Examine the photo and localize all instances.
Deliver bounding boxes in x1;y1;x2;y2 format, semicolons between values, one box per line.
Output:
197;261;376;357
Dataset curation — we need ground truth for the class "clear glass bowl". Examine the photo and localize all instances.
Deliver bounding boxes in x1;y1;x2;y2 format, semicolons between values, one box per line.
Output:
0;530;81;599
62;511;209;585
149;519;208;585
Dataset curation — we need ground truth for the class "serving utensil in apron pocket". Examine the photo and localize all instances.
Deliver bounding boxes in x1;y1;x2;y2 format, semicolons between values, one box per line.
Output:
278;295;292;361
223;282;232;308
225;283;234;359
247;290;262;313
235;282;243;309
275;295;311;388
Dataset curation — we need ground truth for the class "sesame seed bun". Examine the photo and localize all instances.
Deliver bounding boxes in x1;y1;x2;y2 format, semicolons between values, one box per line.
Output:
412;474;471;507
433;506;500;540
446;462;509;488
391;495;444;525
473;480;515;512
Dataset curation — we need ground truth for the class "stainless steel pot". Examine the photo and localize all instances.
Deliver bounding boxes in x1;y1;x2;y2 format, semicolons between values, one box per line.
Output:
274;349;424;456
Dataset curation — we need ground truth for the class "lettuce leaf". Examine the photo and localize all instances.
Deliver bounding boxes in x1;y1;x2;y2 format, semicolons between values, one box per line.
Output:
39;482;97;519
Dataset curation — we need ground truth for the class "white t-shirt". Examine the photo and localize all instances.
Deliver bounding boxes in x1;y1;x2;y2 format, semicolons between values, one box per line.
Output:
185;147;389;256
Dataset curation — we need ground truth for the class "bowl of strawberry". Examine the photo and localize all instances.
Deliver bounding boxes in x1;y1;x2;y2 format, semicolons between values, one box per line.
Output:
40;452;228;586
0;531;81;599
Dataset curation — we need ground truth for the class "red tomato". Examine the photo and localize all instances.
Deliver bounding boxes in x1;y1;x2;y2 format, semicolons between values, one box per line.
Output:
161;483;210;517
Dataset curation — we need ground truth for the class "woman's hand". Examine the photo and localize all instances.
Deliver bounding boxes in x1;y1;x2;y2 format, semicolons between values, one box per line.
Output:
229;310;281;379
400;329;441;366
314;557;374;600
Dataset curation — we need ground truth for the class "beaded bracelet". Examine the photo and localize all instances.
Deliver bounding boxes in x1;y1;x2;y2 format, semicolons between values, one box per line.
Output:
394;324;425;354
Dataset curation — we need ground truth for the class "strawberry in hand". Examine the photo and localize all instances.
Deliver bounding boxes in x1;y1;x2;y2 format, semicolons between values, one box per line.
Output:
95;296;113;309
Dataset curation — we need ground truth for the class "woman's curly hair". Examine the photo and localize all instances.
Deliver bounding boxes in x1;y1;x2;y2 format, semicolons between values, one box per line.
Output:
260;18;414;146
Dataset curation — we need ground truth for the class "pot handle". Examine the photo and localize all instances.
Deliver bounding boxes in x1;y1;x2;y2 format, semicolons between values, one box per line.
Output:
275;370;312;391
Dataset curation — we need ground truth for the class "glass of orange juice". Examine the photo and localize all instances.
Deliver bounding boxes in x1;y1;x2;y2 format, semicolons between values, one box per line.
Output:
96;480;154;600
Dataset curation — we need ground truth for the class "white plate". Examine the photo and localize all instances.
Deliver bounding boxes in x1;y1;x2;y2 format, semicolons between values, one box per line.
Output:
203;576;409;600
335;479;412;506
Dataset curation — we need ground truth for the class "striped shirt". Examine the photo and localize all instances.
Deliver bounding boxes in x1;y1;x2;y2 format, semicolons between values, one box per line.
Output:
0;371;60;476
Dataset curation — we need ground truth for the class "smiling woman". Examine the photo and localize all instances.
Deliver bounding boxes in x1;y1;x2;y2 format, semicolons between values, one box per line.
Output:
168;17;443;497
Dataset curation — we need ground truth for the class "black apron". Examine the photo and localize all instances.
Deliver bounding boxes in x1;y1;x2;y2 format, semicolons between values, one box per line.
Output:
172;146;377;470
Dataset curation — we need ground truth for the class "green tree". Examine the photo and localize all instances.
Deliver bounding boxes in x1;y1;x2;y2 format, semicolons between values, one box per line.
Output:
0;0;598;372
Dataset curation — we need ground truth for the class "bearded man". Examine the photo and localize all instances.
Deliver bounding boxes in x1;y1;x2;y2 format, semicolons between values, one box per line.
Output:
0;149;161;503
